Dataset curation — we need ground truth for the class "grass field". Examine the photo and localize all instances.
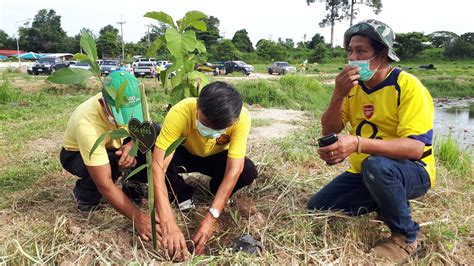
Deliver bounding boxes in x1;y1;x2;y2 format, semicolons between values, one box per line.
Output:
0;68;472;264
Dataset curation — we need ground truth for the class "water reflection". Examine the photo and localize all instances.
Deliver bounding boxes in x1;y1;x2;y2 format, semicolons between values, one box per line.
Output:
434;102;473;152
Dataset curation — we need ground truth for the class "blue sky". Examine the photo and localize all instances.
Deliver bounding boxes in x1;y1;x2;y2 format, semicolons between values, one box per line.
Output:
1;0;472;47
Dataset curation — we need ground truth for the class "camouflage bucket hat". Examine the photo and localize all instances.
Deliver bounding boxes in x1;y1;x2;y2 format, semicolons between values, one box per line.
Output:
344;19;400;62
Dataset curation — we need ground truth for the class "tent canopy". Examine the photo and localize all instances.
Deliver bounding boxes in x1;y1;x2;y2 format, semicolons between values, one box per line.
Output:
16;52;44;60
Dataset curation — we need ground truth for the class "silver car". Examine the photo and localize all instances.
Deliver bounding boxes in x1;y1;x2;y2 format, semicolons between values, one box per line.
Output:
268;61;296;75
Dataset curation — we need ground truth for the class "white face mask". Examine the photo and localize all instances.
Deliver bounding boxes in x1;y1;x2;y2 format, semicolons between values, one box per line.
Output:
196;120;225;139
348;56;382;81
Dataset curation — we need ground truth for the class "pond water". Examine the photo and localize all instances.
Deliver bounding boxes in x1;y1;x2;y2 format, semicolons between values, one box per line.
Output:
434;99;473;153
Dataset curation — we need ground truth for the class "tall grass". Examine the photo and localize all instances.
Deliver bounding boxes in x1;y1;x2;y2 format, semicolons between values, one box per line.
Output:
235;75;332;114
0;75;22;104
421;79;474;98
434;135;472;176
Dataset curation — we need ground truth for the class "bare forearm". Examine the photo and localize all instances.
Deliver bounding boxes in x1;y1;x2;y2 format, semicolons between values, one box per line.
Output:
211;164;242;212
98;185;141;220
360;137;425;160
321;93;345;135
151;149;176;222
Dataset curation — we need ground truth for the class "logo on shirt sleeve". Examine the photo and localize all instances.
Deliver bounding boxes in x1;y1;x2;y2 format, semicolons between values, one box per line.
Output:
216;134;231;145
363;104;374;119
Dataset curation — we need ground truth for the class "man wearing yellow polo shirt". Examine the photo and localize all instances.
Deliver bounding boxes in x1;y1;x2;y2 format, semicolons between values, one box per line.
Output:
60;71;159;242
151;81;258;257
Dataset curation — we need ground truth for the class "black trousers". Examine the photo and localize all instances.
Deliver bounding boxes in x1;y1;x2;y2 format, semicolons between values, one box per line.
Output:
165;145;258;203
60;123;160;206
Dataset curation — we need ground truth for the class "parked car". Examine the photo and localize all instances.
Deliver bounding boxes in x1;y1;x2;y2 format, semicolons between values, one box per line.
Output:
70;61;91;70
268;61;296;75
195;62;222;76
224;61;254;75
31;56;67;75
132;57;156;67
100;60;120;75
133;61;156;78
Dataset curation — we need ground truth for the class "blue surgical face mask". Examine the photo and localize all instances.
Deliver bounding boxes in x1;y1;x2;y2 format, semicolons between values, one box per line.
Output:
196;120;226;139
348;59;380;81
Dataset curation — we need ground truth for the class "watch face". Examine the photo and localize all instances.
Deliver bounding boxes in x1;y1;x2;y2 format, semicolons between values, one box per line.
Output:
209;207;220;218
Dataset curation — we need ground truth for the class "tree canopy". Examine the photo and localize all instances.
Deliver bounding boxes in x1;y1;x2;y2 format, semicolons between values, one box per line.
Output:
97;25;120;58
232;29;254;53
20;9;68;52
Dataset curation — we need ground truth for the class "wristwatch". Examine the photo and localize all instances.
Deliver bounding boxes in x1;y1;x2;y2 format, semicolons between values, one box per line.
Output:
208;207;220;219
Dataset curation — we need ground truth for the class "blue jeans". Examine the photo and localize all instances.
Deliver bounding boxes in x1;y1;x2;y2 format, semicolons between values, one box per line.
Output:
307;155;431;242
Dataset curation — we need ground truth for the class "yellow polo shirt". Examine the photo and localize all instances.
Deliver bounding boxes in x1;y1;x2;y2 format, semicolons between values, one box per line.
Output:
63;93;122;166
155;98;251;159
342;68;436;186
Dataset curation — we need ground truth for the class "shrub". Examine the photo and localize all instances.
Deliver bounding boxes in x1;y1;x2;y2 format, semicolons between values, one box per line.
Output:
435;135;472;176
0;76;22;104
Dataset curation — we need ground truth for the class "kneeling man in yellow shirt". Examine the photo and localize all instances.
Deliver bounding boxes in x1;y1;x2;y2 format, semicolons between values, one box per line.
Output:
151;81;258;257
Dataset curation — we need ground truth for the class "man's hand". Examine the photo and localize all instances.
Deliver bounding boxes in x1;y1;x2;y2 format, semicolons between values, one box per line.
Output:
161;221;189;260
318;134;358;165
334;65;360;97
116;141;137;169
134;211;162;242
192;215;217;255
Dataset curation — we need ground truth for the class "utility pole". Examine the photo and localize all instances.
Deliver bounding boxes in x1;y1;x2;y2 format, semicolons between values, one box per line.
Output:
145;23;153;49
15;18;32;67
117;16;126;62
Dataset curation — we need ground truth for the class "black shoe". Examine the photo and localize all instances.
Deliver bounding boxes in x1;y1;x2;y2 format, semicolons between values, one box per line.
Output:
122;181;147;205
72;190;102;212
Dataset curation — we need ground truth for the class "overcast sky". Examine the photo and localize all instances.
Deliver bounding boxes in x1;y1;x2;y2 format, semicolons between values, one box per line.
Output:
1;0;472;47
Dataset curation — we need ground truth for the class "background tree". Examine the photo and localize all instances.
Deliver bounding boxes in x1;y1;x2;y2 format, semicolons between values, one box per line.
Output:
196;16;221;48
0;30;16;49
307;33;326;49
210;39;241;61
429;31;458;48
139;23;169;58
309;43;329;63
460;32;474;44
445;36;474;59
306;0;382;47
395;32;425;59
278;38;295;49
20;9;68;52
97;25;120;58
256;39;287;61
232;29;254;52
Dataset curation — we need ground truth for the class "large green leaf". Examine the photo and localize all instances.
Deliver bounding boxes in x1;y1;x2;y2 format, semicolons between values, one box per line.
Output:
124;164;148;180
82;59;101;77
170;84;188;105
170;68;184;88
185;20;207;32
188;71;209;96
80;31;98;63
195;40;207;53
89;129;113;160
144;11;176;29
165;28;197;57
181;11;207;31
165;137;186;158
115;79;128;113
110;128;130;139
181;31;198;52
46;68;93;84
146;35;165;58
